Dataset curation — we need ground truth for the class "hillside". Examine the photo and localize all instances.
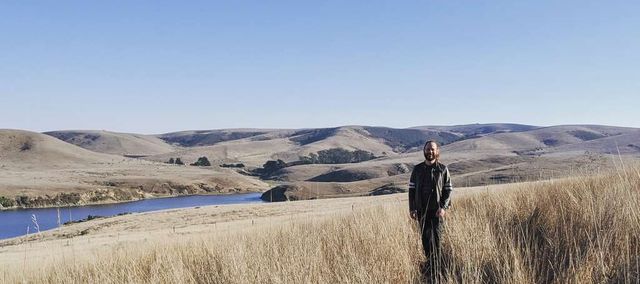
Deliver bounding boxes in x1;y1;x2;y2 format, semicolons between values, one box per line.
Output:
443;125;636;154
2;169;638;283
258;124;640;200
0;130;268;208
413;123;539;137
4;124;640;206
157;129;279;147
45;130;176;156
0;129;121;169
146;127;400;167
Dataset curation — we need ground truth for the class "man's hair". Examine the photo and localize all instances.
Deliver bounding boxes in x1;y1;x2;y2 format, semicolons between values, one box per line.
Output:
423;140;440;162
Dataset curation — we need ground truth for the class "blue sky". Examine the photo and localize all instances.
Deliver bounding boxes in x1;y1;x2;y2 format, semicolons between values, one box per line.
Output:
1;1;639;134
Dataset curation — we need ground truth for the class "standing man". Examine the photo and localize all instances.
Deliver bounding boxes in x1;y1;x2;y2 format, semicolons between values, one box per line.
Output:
409;140;453;269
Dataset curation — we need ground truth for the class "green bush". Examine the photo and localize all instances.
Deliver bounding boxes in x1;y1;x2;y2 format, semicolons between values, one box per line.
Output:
190;157;211;167
0;196;15;207
262;159;286;173
299;148;376;164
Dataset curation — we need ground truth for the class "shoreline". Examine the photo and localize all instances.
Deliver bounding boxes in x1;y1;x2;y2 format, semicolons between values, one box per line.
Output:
0;191;266;242
0;189;264;211
0;192;404;247
0;180;551;246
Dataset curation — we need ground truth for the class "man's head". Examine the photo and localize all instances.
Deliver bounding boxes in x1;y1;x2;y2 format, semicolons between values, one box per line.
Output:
423;140;440;163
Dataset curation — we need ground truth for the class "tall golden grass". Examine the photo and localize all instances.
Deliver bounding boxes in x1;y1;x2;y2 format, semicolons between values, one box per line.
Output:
441;168;640;283
4;168;639;283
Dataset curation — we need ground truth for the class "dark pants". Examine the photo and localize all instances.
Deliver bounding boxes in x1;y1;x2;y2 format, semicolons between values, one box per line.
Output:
418;211;443;271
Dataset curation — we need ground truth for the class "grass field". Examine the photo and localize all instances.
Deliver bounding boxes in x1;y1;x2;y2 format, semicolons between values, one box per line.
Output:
2;167;639;283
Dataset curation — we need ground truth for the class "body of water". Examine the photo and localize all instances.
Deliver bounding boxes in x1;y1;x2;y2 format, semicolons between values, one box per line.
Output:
0;193;264;240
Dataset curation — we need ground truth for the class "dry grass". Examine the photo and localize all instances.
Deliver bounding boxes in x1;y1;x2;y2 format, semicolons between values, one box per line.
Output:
441;168;640;283
3;168;639;283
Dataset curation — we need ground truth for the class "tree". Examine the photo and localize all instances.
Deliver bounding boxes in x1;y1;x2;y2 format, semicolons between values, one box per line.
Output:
299;148;376;164
0;196;15;207
190;156;211;167
175;158;184;165
168;158;175;164
352;150;376;162
299;153;319;164
262;159;286;174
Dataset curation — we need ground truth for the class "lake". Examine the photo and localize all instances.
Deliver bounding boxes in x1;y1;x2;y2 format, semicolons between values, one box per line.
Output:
0;193;264;240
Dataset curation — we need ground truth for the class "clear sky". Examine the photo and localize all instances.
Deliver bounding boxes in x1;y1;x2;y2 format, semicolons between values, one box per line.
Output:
1;1;639;134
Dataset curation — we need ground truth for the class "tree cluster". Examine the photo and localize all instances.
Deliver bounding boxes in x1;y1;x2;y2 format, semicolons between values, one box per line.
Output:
262;159;287;173
190;157;212;167
220;163;245;168
299;148;376;164
167;158;185;165
0;196;15;207
254;149;376;179
251;159;287;177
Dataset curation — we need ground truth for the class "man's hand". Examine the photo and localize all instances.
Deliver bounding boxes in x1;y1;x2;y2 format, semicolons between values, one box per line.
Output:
410;210;418;220
436;208;446;217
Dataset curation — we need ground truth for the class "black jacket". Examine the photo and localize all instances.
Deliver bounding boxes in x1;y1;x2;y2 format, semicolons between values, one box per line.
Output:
408;161;453;213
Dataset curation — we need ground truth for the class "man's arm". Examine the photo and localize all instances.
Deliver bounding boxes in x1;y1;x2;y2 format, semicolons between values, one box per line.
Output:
408;167;417;215
439;166;453;209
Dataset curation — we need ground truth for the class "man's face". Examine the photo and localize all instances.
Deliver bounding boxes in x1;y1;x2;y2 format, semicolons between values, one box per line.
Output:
424;142;439;161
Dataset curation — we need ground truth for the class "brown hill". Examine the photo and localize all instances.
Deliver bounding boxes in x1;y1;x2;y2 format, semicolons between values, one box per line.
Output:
146;126;400;167
542;130;640;156
261;174;409;201
0;129;121;169
413;123;539;137
147;136;299;166
0;130;268;208
261;124;640;199
158;129;278;147
267;159;413;183
441;125;636;154
45;130;176;156
7;124;639;205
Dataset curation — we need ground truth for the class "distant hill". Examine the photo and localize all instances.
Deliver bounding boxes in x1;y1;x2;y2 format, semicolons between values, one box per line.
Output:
0;130;269;208
256;124;640;200
1;129;121;169
45;130;176;156
443;125;637;154
2;124;639;206
413;123;539;137
40;124;640;185
543;130;640;155
146;127;400;166
361;126;461;151
158;129;276;147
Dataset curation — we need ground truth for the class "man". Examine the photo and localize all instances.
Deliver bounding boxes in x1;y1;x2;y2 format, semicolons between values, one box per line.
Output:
409;140;453;267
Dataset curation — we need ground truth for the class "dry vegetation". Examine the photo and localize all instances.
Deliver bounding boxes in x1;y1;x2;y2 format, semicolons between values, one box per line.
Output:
2;167;639;283
441;168;640;283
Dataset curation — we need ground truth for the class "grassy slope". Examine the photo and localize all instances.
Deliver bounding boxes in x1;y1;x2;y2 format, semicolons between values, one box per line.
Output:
2;167;638;283
45;130;177;156
0;130;268;205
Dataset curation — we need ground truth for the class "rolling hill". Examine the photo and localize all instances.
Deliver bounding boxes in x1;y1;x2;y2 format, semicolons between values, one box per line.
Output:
0;130;269;208
1;129;121;169
45;130;176;156
3;123;639;206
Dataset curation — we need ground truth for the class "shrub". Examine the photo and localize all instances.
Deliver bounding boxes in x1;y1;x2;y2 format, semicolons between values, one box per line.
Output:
0;196;15;207
220;163;245;168
20;142;32;151
262;159;286;174
190;157;211;167
299;148;376;164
